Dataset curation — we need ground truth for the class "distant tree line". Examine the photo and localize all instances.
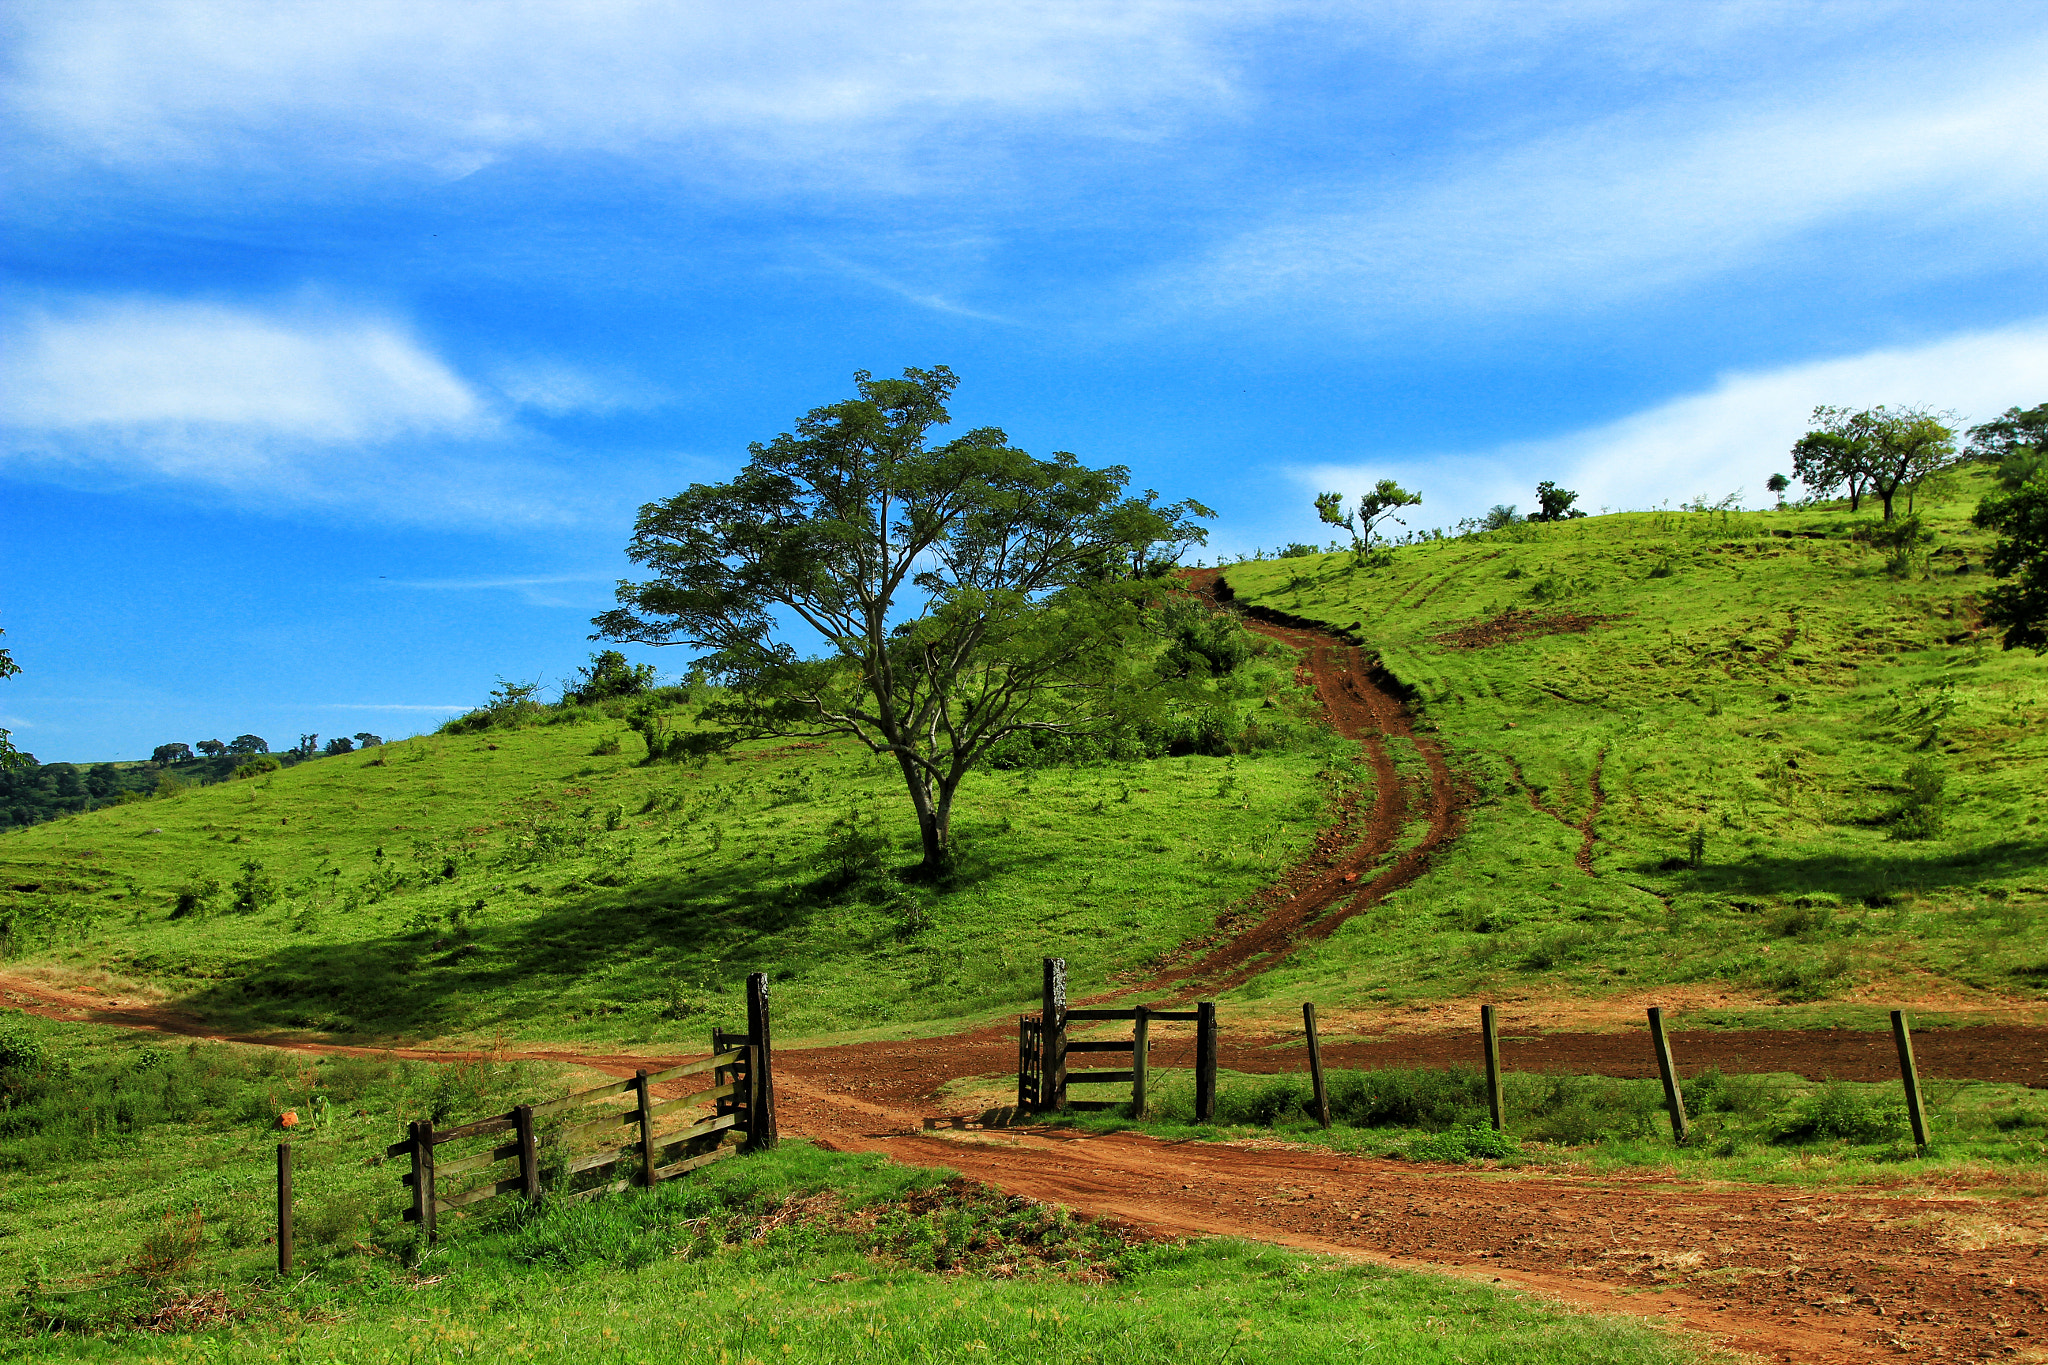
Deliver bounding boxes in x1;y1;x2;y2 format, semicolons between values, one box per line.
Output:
2;729;385;831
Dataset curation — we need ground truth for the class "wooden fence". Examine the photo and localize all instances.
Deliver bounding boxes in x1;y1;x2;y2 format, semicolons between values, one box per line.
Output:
1018;957;1217;1120
388;971;778;1242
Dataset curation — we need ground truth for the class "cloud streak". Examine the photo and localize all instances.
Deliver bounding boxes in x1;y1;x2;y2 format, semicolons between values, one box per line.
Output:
0;293;648;527
1168;46;2048;326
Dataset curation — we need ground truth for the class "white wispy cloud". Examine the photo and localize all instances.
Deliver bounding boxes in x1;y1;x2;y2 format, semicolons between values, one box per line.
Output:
1292;321;2048;528
8;0;1261;185
1167;44;2048;325
0;293;649;526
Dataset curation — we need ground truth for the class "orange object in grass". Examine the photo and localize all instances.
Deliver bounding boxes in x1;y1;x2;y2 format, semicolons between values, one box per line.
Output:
279;1111;299;1128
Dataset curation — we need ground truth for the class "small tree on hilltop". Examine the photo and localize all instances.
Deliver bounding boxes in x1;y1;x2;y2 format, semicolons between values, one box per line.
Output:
0;626;21;771
1863;407;1957;522
1767;473;1791;507
354;732;383;748
196;739;227;758
151;743;194;766
323;736;355;755
592;365;1209;878
291;734;320;760
1791;427;1869;511
1967;401;2048;489
1974;475;2048;653
564;650;658;705
1798;405;1956;521
228;734;269;755
1315;480;1422;557
1529;481;1585;523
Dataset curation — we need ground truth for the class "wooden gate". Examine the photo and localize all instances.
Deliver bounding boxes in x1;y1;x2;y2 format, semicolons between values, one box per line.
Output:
392;971;777;1242
1017;957;1217;1121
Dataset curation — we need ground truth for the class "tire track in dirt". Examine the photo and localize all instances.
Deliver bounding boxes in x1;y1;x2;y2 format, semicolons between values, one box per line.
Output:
1504;749;1606;876
1134;573;1465;997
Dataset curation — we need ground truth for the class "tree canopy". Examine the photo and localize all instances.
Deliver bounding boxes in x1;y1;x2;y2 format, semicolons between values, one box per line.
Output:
1794;405;1957;521
1315;479;1422;555
0;626;20;772
1974;476;2048;654
1529;481;1585;522
1967;401;2047;489
593;365;1210;876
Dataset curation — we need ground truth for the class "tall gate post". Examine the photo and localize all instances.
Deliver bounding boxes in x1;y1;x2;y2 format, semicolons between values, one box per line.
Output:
1195;1001;1218;1123
747;972;778;1149
1041;958;1067;1113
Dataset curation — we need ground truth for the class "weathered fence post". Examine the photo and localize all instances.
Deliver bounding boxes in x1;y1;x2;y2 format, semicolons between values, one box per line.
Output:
1480;1005;1505;1132
1131;1005;1150;1121
746;971;778;1149
276;1142;293;1276
1647;1006;1689;1144
408;1118;437;1243
1892;1009;1930;1151
1041;958;1068;1113
1195;1001;1218;1123
1016;1016;1034;1111
1303;1002;1331;1130
514;1103;540;1200
633;1070;657;1186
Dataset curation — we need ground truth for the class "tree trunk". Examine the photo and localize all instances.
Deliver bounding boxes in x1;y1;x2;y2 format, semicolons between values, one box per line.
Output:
894;751;953;878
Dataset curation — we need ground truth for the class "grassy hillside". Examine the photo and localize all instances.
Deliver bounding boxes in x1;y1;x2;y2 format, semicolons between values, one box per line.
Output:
0;641;1343;1045
1216;464;2048;1022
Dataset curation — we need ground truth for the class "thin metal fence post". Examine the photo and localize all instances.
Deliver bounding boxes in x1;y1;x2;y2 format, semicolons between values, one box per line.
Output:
276;1142;293;1276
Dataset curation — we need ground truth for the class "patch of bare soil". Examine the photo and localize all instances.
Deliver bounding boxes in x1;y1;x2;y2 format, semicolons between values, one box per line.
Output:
1433;608;1628;650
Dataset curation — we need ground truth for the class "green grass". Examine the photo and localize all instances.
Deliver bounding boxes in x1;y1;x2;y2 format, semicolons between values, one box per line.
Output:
1051;1063;2048;1192
0;1018;1710;1364
0;648;1347;1044
1217;466;2048;1018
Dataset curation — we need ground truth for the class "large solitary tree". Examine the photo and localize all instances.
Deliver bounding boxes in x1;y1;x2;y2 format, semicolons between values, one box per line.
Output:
592;366;1210;877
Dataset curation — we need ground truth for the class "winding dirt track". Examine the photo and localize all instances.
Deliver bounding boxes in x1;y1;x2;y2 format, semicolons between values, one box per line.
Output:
7;587;2048;1363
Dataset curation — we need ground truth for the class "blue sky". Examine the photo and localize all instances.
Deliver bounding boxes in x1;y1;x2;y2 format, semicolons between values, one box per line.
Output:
4;0;2045;762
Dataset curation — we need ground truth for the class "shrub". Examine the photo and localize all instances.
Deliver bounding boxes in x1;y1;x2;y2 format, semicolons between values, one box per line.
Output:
0;1023;48;1073
169;876;222;920
232;755;281;780
1776;1082;1903;1144
1887;758;1948;840
229;859;279;914
1408;1123;1520;1163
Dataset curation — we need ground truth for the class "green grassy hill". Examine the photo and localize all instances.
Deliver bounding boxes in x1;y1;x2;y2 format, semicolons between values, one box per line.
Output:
4;468;2043;1044
1214;464;2048;1024
0;644;1340;1045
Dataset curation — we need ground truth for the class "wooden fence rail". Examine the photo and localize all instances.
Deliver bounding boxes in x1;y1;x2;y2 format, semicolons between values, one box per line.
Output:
389;971;777;1242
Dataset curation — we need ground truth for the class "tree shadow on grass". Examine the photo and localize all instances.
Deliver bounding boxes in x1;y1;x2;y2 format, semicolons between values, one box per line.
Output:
173;827;1019;1040
1677;837;2048;905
